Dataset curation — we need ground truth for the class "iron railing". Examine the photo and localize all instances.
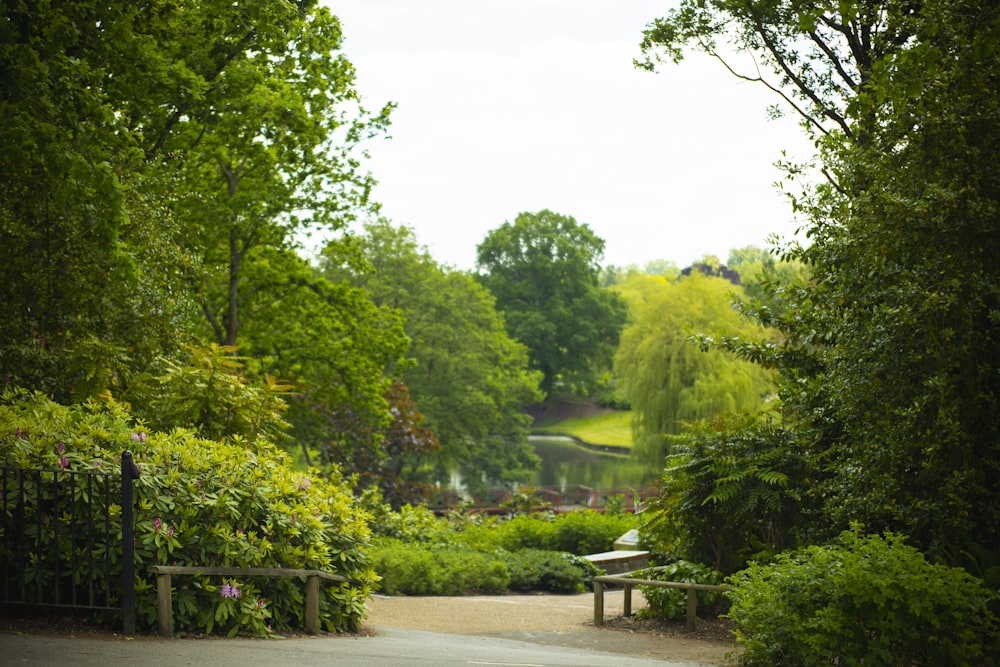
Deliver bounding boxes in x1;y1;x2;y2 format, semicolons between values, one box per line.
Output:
0;451;140;633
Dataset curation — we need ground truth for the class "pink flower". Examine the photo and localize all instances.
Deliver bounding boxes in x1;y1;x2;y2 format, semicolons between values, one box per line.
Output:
59;456;69;469
153;517;162;532
167;526;175;538
131;432;147;443
57;442;65;454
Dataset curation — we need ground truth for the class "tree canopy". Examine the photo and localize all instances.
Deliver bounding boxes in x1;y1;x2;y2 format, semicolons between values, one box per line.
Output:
642;0;1000;563
476;210;628;398
614;271;776;465
324;219;543;491
0;0;409;487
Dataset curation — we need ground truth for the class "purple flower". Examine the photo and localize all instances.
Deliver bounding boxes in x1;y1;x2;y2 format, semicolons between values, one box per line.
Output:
296;477;311;491
167;526;175;538
221;583;240;599
153;517;162;532
59;456;69;469
57;442;65;454
131;432;147;443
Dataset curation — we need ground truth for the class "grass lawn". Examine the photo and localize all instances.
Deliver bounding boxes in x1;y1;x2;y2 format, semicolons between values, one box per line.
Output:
533;410;632;448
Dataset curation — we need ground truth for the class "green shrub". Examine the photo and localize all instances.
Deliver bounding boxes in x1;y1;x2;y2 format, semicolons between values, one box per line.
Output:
456;510;637;555
500;549;598;593
371;539;509;595
726;527;1000;666
551;510;638;555
636;560;725;621
371;503;453;544
0;390;375;636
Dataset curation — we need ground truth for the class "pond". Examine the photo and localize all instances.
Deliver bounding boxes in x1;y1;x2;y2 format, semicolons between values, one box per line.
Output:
526;436;659;491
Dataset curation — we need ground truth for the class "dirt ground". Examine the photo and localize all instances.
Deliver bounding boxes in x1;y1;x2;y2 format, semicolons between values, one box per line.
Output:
365;589;738;665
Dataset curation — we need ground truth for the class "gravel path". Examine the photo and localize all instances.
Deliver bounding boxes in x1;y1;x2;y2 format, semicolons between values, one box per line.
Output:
364;590;736;665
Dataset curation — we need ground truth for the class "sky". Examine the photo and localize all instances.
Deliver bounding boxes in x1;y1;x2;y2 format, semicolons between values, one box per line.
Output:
327;1;815;272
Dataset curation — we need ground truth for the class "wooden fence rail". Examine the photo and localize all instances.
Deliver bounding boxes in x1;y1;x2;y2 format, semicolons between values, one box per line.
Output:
592;566;731;631
149;565;359;637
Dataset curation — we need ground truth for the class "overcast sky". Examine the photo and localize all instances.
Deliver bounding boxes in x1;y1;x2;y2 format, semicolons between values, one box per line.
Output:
328;1;815;271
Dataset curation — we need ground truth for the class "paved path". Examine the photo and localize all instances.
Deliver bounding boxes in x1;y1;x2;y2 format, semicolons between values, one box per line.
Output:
1;591;732;666
1;629;721;667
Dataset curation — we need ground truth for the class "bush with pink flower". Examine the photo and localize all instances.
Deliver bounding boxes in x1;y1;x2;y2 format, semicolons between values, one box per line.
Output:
0;389;376;635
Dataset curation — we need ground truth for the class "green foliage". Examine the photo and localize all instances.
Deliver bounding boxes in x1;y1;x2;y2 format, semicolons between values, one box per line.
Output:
636;561;725;622
614;272;777;465
0;0;407;481
0;390;375;635
643;416;808;574
325;219;543;491
371;503;454;544
125;344;292;445
304;381;442;509
726;528;1000;666
372;540;509;596
500;549;599;593
642;0;1000;567
637;0;919;139
456;511;639;556
366;506;634;595
476;210;628;398
370;539;599;596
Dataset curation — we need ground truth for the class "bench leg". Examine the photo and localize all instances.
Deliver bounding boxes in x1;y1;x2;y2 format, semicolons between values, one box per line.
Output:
156;573;173;637
686;588;697;631
623;583;632;617
593;581;605;626
305;575;319;634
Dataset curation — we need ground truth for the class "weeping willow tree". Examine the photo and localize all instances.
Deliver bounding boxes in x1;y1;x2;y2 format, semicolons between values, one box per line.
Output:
614;271;776;465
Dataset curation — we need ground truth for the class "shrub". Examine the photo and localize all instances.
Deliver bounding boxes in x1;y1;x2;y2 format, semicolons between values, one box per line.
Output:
454;510;638;556
550;510;638;555
371;539;509;595
500;549;598;593
371;502;452;544
636;560;726;621
0;390;375;636
726;527;1000;666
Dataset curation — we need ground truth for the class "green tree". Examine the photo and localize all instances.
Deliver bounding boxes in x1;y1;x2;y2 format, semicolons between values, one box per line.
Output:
0;2;199;400
638;0;920;141
614;272;775;465
641;0;1000;560
643;416;809;574
324;219;543;491
0;0;408;470
476;210;628;398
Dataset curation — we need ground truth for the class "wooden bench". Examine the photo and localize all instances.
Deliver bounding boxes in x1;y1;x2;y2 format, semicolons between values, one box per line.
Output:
149;565;358;637
592;566;731;631
582;549;649;575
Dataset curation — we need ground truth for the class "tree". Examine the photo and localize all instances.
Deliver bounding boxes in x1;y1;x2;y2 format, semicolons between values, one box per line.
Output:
324;219;543;491
305;379;442;509
641;0;1000;561
476;210;628;397
0;0;408;469
142;0;391;351
638;0;921;141
643;415;809;574
613;272;776;465
0;1;199;400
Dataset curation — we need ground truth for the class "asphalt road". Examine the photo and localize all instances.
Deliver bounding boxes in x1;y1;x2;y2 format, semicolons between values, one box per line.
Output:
0;628;719;667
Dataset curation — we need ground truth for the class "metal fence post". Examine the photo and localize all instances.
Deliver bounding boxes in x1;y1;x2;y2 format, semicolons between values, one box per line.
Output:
121;450;141;635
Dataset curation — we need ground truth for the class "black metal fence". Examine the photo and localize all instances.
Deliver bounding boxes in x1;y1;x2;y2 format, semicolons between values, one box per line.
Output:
0;451;140;633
